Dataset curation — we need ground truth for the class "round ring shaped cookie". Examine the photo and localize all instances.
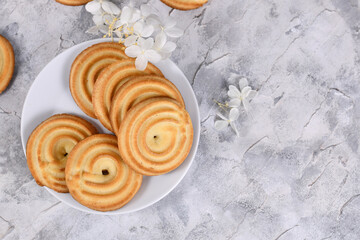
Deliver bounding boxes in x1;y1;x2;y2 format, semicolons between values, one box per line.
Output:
92;59;163;132
66;134;143;212
0;35;15;94
26;114;98;193
109;75;185;135
70;42;128;118
118;97;193;176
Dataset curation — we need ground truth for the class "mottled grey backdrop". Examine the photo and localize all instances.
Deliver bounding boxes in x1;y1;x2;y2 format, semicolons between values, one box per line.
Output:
1;0;360;239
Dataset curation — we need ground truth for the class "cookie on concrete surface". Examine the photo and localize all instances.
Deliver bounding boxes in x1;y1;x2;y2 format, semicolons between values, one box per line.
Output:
26;114;98;193
55;0;91;6
0;35;15;94
109;75;184;135
66;134;143;211
118;97;193;176
92;59;163;132
161;0;208;10
70;42;127;118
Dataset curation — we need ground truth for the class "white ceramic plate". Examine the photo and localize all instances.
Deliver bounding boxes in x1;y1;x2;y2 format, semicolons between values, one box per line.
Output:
20;38;200;215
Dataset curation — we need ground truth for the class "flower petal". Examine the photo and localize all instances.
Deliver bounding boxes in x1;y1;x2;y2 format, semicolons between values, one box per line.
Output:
92;14;104;25
164;26;183;38
86;26;99;35
140;4;152;17
141;24;154;38
120;6;131;24
130;9;141;23
215;120;229;130
241;86;251;97
228;98;241;108
230;122;239;137
133;21;144;34
144;50;162;63
154;32;167;49
102;1;120;15
229;108;240;121
162;41;176;53
136;36;144;45
125;45;141;58
228;85;241;98
124;35;138;47
247;90;257;100
142;37;154;50
239;77;248;90
242;99;250;112
98;25;109;34
85;1;101;14
135;55;148;71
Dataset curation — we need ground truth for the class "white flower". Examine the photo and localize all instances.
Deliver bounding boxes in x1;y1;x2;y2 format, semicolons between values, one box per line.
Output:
153;32;176;59
85;0;120;15
227;77;257;111
86;0;120;35
111;5;142;37
124;21;154;46
214;108;240;136
125;38;162;71
91;14;119;38
161;17;183;38
117;6;141;27
84;2;182;65
149;16;183;38
135;21;154;38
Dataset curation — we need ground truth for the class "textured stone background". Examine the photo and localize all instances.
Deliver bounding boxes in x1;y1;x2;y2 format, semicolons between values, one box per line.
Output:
1;0;360;239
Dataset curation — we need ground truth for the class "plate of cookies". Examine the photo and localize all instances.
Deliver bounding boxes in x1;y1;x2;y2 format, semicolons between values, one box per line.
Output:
21;38;200;214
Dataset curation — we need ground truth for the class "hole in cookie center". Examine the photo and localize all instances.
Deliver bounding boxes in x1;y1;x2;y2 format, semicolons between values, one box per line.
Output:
64;153;68;157
102;169;109;176
153;135;157;139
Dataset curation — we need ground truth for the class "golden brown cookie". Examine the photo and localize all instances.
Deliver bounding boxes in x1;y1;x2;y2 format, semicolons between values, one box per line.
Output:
0;35;15;94
70;42;127;118
66;134;143;211
26;114;98;193
161;0;208;10
92;59;163;132
55;0;91;6
118;97;193;176
109;75;184;135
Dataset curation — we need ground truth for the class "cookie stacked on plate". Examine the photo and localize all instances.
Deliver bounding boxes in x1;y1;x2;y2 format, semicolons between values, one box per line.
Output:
26;42;193;212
